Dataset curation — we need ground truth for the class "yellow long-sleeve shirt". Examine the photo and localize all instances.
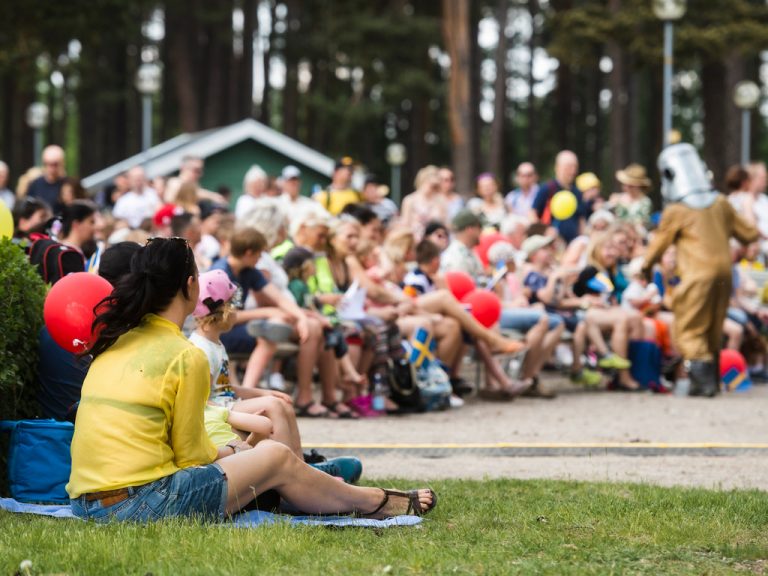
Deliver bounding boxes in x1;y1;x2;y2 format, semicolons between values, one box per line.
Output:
66;314;217;499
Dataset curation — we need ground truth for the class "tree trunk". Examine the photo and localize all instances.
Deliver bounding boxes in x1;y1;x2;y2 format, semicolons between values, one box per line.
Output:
607;0;629;185
442;0;476;197
166;0;201;132
240;0;256;119
282;0;301;138
489;0;508;180
701;59;730;187
259;0;276;126
723;53;744;173
527;0;539;166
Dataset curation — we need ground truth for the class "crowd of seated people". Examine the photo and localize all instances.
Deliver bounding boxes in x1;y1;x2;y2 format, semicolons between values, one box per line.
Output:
9;145;768;429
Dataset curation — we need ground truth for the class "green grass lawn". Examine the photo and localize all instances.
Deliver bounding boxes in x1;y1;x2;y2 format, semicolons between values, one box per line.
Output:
1;478;767;575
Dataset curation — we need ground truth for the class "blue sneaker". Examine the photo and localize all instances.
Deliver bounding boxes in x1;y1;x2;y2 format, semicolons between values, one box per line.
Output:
310;457;363;484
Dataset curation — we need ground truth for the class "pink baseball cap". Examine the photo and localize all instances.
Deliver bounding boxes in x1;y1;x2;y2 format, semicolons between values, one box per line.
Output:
194;269;237;318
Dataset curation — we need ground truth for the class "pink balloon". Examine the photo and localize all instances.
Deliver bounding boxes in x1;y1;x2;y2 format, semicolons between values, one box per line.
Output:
44;272;113;353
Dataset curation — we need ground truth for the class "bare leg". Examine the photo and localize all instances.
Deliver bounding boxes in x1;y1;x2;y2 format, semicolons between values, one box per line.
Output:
584;310;610;357
434;316;462;368
571;321;587;372
294;317;327;415
217;440;434;516
475;340;516;390
519;315;547;379
242;339;277;388
526;317;565;376
232;397;303;459
723;318;743;350
418;290;523;353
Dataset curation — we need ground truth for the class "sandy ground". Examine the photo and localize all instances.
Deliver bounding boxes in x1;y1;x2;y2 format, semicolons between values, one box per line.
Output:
297;376;768;490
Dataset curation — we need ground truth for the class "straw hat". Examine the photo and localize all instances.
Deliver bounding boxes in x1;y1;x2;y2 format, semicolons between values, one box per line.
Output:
616;163;652;188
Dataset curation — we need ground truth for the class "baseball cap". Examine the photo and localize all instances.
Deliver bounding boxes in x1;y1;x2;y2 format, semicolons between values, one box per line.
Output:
282;165;302;180
451;209;482;232
153;204;183;228
335;156;354;170
194;269;238;318
522;234;554;259
282;246;315;272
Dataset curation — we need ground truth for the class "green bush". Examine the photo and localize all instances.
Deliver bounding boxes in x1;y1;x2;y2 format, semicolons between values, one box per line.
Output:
0;239;46;420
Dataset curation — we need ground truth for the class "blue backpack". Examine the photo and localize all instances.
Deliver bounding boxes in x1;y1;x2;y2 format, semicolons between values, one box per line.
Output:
0;419;74;504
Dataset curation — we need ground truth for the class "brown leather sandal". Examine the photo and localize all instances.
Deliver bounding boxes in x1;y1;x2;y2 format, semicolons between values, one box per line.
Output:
363;488;438;519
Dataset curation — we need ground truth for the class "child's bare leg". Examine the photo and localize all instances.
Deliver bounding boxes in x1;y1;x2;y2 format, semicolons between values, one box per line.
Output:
242;338;277;388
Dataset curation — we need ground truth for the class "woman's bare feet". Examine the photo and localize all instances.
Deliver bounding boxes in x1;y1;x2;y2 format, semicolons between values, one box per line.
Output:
493;339;527;355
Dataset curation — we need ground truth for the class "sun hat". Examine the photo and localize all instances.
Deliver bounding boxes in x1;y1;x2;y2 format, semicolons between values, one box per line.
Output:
522;234;555;259
194;269;238;318
616;164;652;188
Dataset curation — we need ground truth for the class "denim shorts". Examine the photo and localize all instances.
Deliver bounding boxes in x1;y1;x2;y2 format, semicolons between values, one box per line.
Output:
500;308;563;332
70;463;228;523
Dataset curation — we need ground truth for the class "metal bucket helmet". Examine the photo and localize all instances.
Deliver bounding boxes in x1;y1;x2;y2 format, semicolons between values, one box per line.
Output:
657;143;718;209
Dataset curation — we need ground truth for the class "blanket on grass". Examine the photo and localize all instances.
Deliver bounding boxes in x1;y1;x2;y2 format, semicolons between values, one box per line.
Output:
0;498;422;528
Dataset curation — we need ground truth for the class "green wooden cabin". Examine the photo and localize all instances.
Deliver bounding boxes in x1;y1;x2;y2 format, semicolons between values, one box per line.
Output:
82;118;333;203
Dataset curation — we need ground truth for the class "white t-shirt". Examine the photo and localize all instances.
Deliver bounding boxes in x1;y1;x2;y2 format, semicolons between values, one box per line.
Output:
112;188;161;228
257;252;292;299
279;194;316;213
235;194;259;220
188;331;234;405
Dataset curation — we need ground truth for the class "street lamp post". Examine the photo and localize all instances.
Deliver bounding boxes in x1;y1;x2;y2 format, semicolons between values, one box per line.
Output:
135;62;162;153
733;80;760;166
653;0;687;147
26;102;50;165
385;143;407;206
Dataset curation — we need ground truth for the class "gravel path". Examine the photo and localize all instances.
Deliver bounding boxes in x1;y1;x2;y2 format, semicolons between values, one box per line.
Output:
298;376;768;490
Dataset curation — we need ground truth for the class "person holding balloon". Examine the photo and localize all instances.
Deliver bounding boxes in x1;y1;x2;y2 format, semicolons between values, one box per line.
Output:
530;150;587;244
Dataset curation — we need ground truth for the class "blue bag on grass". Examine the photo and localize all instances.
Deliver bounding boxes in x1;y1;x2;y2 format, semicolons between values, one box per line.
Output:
0;419;74;504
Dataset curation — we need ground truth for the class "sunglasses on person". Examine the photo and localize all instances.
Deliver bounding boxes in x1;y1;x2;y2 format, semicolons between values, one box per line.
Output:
145;236;193;272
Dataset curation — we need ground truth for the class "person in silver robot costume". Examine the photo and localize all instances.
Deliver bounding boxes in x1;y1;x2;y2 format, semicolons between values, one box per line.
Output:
642;143;758;396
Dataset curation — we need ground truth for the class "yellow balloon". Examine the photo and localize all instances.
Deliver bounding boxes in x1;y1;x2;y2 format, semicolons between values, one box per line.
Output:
550;190;577;221
0;201;12;239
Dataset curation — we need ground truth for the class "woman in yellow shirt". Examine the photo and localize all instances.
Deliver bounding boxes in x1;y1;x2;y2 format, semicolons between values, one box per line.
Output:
68;237;436;522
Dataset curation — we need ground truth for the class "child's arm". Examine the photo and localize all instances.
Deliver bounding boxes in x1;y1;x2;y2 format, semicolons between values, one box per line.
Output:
227;410;273;440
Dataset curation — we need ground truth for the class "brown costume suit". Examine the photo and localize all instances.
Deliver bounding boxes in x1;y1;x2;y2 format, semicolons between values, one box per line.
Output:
643;195;758;362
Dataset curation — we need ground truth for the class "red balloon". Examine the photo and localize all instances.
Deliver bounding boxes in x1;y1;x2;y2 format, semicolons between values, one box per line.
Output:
445;271;476;301
474;232;507;267
461;289;502;328
44;272;113;354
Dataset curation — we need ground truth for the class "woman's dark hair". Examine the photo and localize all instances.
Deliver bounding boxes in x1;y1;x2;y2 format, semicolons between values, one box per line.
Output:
88;237;196;358
12;197;51;232
61;200;97;237
98;242;142;285
724;165;750;193
340;203;378;226
424;220;448;238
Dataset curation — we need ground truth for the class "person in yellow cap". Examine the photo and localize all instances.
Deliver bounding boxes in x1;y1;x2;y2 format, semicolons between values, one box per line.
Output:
312;157;360;216
575;172;604;212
